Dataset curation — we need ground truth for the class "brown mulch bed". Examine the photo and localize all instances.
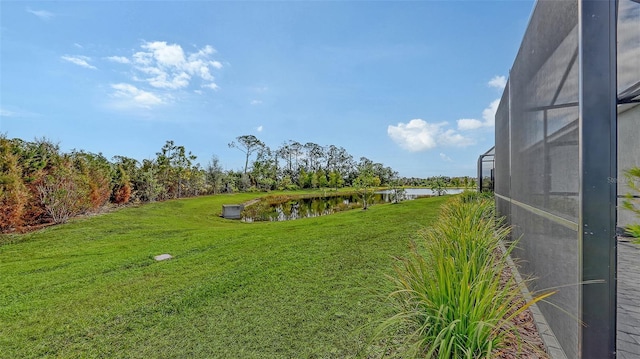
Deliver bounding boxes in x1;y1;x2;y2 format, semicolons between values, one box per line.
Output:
495;297;550;359
494;259;550;359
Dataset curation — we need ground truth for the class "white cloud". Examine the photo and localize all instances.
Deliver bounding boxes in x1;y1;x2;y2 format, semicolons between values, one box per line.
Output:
488;75;507;89
189;45;216;59
439;129;475;147
457;118;484;131
452;76;504;131
148;71;191;89
61;55;97;70
98;41;224;112
133;51;153;66
388;119;440;151
250;100;263;105
202;83;219;90
439;153;453;162
27;8;54;20
142;41;186;67
125;41;222;90
456;98;501;130
110;83;163;109
74;43;83;49
482;99;500;126
106;56;130;64
387;119;473;152
256;125;263;132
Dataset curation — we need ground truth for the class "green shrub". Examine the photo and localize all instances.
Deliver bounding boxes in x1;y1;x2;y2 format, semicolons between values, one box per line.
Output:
622;167;640;243
376;197;553;358
37;161;91;224
625;224;640;240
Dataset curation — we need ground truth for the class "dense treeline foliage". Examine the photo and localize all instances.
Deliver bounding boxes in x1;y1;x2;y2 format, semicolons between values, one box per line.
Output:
0;134;475;232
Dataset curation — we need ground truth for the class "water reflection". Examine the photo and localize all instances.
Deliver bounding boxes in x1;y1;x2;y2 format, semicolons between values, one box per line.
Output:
242;188;465;222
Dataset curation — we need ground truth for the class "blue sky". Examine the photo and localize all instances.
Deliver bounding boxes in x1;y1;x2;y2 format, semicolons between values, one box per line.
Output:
1;1;533;178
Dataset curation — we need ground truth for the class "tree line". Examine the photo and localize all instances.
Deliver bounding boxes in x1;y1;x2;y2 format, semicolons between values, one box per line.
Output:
0;134;476;232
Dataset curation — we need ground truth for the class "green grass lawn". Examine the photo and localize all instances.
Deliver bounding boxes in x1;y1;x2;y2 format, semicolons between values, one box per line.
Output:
0;193;447;358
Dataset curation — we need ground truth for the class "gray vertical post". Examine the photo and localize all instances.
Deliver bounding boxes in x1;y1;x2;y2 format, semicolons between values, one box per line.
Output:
578;0;617;358
477;155;482;192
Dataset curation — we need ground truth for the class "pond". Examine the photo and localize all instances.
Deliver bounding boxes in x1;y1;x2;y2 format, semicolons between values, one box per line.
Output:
241;188;466;222
377;187;464;200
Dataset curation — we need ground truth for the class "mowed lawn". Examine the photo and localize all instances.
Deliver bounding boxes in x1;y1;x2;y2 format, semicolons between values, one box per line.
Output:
0;193;447;358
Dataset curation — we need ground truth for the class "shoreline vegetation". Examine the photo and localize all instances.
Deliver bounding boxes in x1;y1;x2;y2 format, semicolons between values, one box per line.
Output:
1;135;476;234
1;193;447;357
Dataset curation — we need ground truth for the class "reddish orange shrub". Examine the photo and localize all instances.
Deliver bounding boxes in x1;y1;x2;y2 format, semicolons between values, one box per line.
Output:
21;173;48;226
113;182;131;205
0;169;29;232
89;177;111;209
0;138;29;231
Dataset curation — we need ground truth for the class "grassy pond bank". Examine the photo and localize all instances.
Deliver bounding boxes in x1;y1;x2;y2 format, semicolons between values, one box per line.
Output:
0;191;548;358
0;192;447;357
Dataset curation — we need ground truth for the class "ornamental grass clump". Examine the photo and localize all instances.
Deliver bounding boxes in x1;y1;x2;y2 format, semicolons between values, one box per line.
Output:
377;196;553;358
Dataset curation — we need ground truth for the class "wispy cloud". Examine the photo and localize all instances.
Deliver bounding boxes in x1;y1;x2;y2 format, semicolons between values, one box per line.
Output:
256;125;263;132
0;106;39;118
488;75;507;89
250;100;263;105
0;108;16;117
26;8;54;20
202;83;219;90
439;153;453;162
110;83;164;109
387;119;474;152
106;56;130;64
61;55;97;70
